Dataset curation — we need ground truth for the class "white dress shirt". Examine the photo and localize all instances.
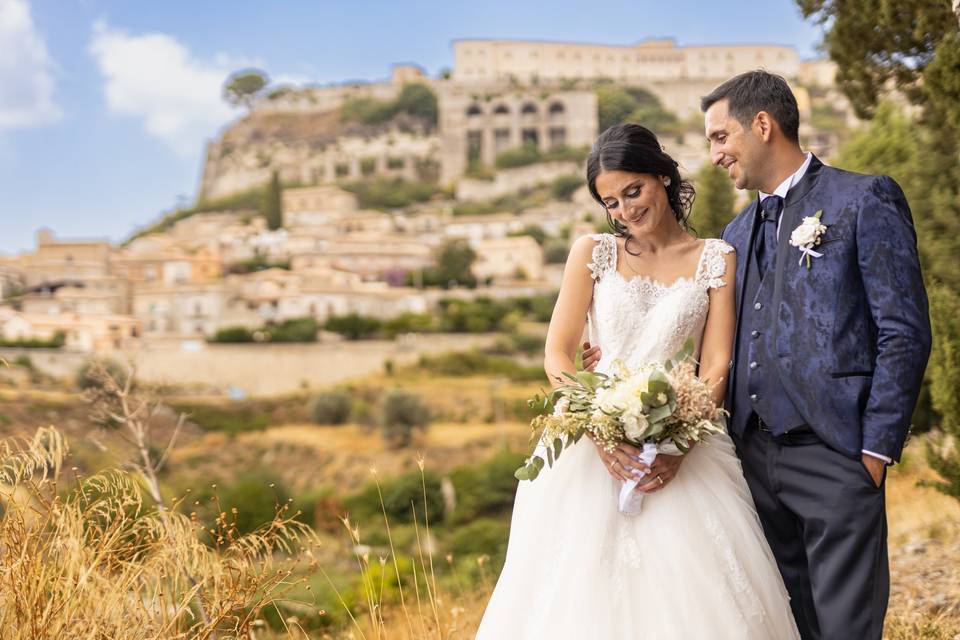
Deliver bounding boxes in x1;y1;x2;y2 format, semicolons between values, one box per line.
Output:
759;152;890;465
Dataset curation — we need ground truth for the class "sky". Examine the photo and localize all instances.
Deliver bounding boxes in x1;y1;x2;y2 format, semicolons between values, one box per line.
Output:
0;0;825;255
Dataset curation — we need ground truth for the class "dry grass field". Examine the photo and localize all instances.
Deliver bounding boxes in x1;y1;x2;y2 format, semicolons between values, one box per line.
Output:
0;371;957;638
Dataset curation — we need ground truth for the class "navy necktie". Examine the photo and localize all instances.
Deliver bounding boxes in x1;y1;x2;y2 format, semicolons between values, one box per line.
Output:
756;195;783;278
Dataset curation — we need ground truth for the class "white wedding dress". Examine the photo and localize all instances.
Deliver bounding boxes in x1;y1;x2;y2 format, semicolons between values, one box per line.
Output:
476;235;800;639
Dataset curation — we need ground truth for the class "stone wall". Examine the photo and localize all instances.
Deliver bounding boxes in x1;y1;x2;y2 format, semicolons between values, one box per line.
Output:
455;161;581;201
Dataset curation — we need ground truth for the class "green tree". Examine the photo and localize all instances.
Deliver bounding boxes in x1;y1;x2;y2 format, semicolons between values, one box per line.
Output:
324;314;382;340
551;174;583;201
596;85;638;131
925;285;960;499
690;162;736;238
262;170;283;230
433;239;477;288
797;0;955;118
381;389;431;447
393;83;439;126
223;69;269;110
596;84;680;133
508;224;547;245
798;0;960;496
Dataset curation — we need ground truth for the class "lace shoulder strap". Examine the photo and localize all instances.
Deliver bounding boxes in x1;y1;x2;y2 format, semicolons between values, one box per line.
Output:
587;233;617;281
695;239;735;290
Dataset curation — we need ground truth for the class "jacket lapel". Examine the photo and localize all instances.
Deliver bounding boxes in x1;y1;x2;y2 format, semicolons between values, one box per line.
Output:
734;198;760;321
774;155;825;285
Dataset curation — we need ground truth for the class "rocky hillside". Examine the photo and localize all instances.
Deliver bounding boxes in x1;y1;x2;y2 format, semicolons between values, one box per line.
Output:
199;83;440;201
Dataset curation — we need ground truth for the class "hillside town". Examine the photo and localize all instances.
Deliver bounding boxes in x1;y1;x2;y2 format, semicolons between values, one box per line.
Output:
0;37;854;356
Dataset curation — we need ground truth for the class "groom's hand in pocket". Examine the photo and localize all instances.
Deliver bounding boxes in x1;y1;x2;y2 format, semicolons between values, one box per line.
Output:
861;453;887;488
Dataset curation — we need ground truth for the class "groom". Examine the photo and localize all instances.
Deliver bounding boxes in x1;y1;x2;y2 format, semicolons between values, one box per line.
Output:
703;71;930;639
588;70;931;639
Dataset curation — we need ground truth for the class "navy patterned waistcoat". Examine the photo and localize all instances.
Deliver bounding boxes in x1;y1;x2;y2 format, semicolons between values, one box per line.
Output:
730;211;806;437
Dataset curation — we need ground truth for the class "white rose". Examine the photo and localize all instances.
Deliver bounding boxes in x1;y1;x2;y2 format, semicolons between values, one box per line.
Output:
790;217;826;247
623;413;649;441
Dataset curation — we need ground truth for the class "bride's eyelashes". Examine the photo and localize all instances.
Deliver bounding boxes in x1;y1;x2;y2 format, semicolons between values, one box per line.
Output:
603;185;643;210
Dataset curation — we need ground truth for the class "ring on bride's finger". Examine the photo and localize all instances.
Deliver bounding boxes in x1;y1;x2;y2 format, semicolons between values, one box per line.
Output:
656;475;664;486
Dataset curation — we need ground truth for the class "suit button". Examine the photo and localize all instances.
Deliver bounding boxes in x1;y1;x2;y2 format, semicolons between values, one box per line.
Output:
751;330;760;338
749;361;758;370
754;302;763;311
750;394;758;402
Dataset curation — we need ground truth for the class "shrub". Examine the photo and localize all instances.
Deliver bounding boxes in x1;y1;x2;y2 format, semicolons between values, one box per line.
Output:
495;143;542;169
341;177;440;210
445;517;510;559
486;332;545;356
209;326;254;343
75;359;128;390
437;297;514;332
544;238;570;264
213;472;290;536
311;390;352;425
508;224;547;245
342;469;445;525
381;312;436;337
324;314;382;340
447;449;525;524
416;350;543;382
551;174;583;201
381;389;430;446
225;256;291;275
174;403;271;434
339;83;438;128
393;83;439;125
266;317;318;343
505;292;558;322
0;331;65;348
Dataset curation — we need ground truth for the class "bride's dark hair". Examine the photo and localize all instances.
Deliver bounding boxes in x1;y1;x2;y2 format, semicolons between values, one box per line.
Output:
586;123;696;242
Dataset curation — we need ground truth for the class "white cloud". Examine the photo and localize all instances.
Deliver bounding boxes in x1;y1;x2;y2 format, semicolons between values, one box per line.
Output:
0;0;62;129
88;20;251;156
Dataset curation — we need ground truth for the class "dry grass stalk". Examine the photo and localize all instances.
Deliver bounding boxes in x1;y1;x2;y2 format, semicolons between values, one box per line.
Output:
0;426;323;639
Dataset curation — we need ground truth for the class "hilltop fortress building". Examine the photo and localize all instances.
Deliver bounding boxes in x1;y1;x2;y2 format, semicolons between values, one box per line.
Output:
199;38;838;199
453;38;803;84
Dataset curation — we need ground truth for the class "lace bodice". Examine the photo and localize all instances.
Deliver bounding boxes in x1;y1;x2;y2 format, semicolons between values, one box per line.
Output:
586;233;734;374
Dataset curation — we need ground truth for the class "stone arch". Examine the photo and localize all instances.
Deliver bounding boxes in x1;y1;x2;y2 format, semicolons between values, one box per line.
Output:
520;102;538;114
548;101;565;115
493;103;510;115
466;103;483;117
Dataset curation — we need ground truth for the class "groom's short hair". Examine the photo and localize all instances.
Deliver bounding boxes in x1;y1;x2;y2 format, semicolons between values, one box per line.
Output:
700;70;800;143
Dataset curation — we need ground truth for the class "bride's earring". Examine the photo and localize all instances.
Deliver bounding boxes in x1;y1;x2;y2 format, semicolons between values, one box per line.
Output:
663;178;671;187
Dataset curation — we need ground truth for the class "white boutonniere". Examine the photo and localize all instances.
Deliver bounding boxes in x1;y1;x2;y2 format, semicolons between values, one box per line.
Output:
789;210;828;269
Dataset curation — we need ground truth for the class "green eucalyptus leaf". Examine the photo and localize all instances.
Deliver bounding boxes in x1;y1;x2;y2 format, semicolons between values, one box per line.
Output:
647;404;673;423
671;339;694;364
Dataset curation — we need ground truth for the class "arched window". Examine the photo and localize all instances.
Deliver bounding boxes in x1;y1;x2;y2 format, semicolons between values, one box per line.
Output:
520;102;538;115
548;101;565;115
493;103;510;115
466;104;483;117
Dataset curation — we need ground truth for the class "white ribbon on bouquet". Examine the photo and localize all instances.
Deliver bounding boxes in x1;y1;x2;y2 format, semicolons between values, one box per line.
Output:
618;441;682;515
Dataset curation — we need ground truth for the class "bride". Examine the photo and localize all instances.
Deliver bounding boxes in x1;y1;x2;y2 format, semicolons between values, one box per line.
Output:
475;124;800;639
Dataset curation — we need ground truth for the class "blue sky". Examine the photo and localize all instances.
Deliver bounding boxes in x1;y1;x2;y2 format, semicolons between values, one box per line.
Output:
0;0;824;255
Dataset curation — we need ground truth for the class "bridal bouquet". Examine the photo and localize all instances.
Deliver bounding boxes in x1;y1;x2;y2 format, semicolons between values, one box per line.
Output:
515;340;727;514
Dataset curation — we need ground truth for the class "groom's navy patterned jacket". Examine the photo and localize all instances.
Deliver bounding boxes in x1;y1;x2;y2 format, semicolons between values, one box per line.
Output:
721;155;931;462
